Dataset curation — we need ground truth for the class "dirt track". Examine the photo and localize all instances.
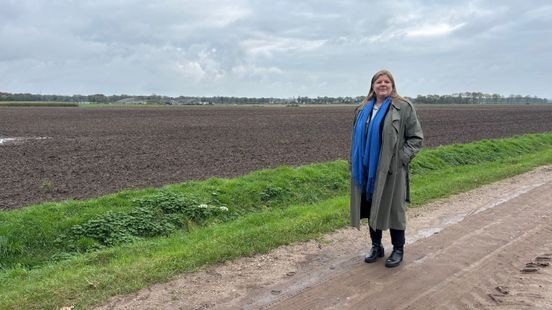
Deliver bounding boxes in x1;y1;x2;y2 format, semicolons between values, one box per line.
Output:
99;166;552;310
2;104;552;210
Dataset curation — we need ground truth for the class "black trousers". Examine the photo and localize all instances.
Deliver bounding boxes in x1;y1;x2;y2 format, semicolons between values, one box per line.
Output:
370;226;405;248
362;192;405;248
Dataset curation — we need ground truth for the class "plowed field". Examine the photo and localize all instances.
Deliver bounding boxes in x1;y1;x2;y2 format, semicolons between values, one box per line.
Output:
1;104;552;210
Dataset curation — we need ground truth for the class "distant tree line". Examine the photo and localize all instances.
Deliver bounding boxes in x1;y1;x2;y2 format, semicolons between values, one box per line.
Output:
0;92;359;105
412;92;549;105
0;91;549;105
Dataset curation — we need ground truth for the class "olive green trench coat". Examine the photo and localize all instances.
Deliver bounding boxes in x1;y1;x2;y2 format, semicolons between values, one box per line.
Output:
349;98;423;230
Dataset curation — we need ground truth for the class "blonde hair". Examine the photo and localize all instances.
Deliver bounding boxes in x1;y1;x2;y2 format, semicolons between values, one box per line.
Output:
360;69;404;105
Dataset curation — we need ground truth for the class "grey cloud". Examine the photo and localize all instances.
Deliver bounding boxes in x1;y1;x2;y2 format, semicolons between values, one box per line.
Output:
0;0;551;98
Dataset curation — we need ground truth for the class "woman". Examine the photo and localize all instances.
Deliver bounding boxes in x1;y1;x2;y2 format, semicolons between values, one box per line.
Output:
350;69;423;268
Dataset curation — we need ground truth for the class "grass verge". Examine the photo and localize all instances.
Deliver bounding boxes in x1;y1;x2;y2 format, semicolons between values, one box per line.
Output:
1;133;551;309
1;162;349;268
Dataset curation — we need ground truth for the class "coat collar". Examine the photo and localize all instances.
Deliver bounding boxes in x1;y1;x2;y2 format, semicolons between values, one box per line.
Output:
391;98;401;110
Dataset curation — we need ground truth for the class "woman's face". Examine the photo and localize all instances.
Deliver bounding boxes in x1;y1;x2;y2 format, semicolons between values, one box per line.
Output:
372;74;393;98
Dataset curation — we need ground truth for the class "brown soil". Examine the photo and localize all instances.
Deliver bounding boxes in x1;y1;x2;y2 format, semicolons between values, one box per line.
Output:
2;105;552;210
98;165;552;310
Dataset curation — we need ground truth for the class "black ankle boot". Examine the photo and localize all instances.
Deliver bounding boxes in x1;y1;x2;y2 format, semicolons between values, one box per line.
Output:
364;244;384;263
385;247;404;268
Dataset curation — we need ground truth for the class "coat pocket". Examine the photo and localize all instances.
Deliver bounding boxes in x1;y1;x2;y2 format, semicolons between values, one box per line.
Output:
399;150;410;166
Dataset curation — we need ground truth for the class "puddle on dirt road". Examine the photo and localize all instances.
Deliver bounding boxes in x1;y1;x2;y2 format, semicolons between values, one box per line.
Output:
408;181;547;246
0;136;51;145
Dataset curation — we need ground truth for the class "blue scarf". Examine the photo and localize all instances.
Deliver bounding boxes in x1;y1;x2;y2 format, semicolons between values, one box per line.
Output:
351;96;391;195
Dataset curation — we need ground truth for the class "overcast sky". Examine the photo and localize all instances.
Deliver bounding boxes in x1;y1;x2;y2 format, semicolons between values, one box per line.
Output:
1;0;551;98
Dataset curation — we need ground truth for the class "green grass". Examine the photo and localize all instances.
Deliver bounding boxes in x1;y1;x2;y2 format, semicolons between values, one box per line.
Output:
0;197;350;309
0;161;349;269
411;148;552;203
0;133;551;309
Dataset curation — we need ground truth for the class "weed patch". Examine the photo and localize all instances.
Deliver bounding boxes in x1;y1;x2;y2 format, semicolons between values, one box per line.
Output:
55;192;231;251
